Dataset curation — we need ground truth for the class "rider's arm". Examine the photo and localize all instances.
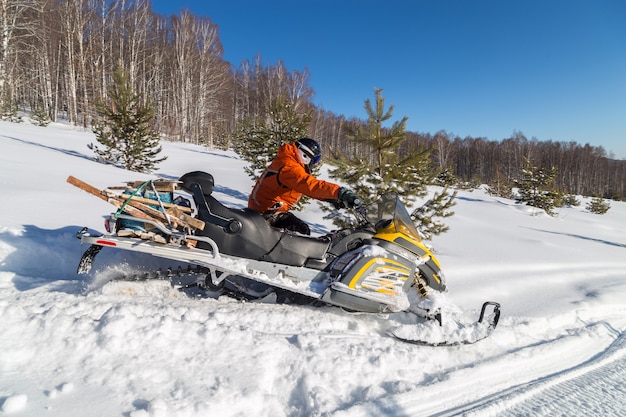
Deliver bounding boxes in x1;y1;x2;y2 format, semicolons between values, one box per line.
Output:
278;162;340;201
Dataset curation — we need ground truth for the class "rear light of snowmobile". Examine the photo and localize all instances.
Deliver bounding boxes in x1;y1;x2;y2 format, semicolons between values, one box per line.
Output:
95;239;117;247
104;218;112;233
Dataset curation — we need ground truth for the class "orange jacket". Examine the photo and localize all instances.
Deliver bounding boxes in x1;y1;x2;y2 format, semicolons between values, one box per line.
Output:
248;142;340;213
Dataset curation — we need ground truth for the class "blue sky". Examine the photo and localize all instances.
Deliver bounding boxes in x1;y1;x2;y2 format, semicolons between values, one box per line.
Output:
151;0;626;159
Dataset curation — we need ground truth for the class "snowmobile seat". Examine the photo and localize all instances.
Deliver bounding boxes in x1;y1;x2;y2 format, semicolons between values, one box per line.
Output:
195;195;282;259
198;194;329;267
180;171;330;267
179;171;242;234
179;171;214;196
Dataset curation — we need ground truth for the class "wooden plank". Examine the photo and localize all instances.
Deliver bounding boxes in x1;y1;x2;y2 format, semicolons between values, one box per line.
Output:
180;213;205;231
67;176;205;231
166;206;205;230
106;193;204;231
125;180;180;193
66;175;167;226
102;190;192;213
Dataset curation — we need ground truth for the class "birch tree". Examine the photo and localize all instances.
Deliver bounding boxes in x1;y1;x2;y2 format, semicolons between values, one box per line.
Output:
0;0;38;115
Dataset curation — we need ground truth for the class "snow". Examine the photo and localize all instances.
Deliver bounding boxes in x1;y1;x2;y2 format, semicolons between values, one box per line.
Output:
1;119;626;416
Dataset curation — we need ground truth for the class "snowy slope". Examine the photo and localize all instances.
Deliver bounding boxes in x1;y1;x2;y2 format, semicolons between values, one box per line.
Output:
1;120;625;417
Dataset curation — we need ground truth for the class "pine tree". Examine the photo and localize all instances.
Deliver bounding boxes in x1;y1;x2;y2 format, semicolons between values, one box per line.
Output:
561;194;580;207
326;89;453;237
92;66;166;173
586;196;610;214
486;169;513;198
411;187;457;240
514;157;561;216
329;88;434;206
434;167;458;187
232;97;311;180
31;101;50;127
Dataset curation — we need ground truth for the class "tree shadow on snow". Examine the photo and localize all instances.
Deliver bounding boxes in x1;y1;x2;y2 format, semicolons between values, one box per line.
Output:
524;227;626;249
2;135;95;163
456;195;491;203
213;184;250;203
167;146;241;160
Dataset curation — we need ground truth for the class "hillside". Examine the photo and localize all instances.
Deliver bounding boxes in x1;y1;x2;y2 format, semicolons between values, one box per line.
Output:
1;120;625;416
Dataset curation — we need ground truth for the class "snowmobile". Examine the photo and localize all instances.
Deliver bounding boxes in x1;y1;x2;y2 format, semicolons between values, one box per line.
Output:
73;171;500;345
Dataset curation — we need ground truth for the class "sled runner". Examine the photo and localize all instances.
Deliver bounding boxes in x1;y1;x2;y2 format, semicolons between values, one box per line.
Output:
68;171;501;345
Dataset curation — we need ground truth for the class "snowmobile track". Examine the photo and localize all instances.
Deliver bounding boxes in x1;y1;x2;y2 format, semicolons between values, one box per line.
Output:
431;327;626;416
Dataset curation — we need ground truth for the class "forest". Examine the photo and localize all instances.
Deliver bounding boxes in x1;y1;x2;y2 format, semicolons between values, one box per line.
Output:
1;0;624;199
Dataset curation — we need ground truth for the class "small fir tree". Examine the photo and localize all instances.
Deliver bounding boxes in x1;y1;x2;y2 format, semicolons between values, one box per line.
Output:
411;187;457;240
92;66;166;173
31;101;50;126
514;157;561;216
327;89;454;236
486;169;513;199
232;97;311;180
456;175;482;191
329;88;434;206
561;194;580;207
434;167;457;187
586;196;610;214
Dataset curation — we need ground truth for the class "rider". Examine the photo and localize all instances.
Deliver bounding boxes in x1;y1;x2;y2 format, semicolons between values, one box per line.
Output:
248;137;361;235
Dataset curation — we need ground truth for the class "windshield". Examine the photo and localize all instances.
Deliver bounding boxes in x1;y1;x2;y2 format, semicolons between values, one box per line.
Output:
365;192;422;241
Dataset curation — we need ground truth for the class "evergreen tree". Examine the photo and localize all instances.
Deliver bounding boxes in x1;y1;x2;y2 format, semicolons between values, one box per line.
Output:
486;169;513;199
434;167;458;187
232;97;311;180
456;175;483;191
329;88;434;206
92;66;166;173
586;196;610;214
514;157;561;216
561;194;581;207
326;89;453;237
411;187;457;240
31;101;50;127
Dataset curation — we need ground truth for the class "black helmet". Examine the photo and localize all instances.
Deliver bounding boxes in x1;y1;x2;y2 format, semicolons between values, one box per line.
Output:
296;138;322;166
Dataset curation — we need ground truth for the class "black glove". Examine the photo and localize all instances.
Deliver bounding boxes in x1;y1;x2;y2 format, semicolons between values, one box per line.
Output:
337;187;362;208
270;212;311;235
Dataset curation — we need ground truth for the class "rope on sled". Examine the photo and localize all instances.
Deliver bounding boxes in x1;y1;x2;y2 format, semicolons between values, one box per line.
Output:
113;179;151;219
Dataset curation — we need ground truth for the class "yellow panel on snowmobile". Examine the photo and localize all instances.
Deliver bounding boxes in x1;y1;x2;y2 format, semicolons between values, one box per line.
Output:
374;231;438;262
347;257;412;296
373;230;445;289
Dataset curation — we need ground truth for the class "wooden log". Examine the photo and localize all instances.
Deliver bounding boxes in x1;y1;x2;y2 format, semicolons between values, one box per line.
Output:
125;180;180;193
179;213;205;231
107;193;205;231
66;176;205;231
102;190;192;213
67;175;167;227
164;207;205;232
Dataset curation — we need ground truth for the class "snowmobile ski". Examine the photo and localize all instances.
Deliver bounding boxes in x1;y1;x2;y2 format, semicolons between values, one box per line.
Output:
387;301;501;346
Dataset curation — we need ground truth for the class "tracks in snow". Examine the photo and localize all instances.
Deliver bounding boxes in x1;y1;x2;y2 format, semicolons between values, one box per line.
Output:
453;325;626;416
412;322;626;417
334;316;626;417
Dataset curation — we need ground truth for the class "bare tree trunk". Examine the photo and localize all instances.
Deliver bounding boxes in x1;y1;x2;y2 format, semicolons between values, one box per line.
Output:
58;0;80;123
1;0;39;107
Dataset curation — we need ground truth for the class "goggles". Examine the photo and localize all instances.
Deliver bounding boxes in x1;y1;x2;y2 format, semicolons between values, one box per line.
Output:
297;143;321;165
